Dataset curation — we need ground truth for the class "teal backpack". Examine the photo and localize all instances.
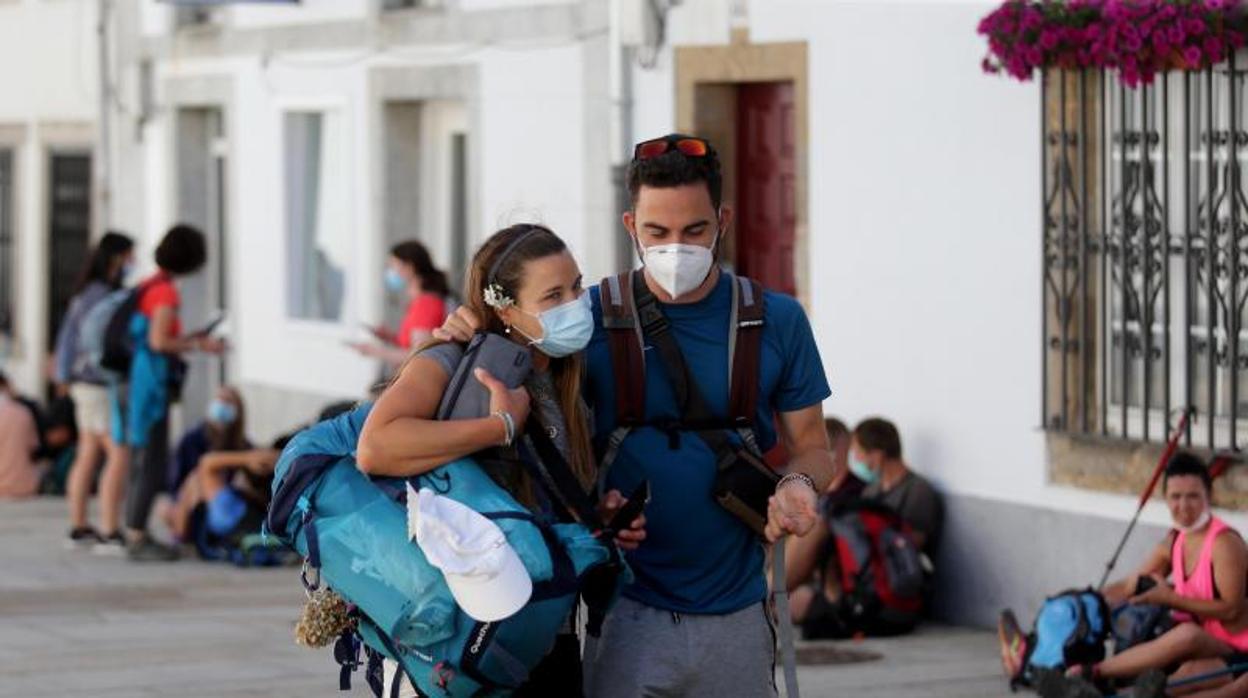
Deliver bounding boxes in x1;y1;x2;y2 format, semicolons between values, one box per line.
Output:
266;403;628;697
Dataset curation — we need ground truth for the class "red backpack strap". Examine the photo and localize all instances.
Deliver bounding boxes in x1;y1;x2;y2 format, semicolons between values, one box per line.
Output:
596;273;646;497
599;272;646;424
727;275;765;449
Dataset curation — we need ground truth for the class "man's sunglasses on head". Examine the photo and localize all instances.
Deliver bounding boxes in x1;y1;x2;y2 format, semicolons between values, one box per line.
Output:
633;135;710;161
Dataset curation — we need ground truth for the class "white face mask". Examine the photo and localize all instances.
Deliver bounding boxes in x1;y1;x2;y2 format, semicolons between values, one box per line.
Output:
1177;509;1212;534
639;234;717;299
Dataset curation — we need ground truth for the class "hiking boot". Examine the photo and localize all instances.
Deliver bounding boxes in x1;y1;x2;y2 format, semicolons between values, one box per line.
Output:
65;526;102;550
92;531;126;556
1132;669;1167;698
1034;668;1103;698
997;609;1028;680
127;537;181;562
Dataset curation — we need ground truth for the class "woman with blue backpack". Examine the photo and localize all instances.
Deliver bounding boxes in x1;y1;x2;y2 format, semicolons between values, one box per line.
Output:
52;231;135;552
116;224;226;562
356;224;645;696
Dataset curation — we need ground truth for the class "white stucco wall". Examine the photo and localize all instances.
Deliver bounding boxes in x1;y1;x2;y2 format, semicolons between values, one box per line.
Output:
141;23;607;417
0;0;100;395
627;0;1248;533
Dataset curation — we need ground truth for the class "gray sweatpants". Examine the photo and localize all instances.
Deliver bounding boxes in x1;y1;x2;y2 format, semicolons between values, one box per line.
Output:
583;596;778;698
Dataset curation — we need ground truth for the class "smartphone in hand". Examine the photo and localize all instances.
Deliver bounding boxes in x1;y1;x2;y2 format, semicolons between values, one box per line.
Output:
605;480;650;537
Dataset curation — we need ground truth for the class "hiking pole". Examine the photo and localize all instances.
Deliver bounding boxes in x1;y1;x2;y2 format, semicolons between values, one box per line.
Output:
1105;662;1248;698
1166;662;1248;691
772;538;801;698
1097;406;1192;590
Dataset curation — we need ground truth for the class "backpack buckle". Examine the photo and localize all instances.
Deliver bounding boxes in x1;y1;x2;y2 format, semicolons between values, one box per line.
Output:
301;561;321;596
635;297;669;337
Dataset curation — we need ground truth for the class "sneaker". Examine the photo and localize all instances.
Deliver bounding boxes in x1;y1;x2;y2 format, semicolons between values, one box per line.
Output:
65;526;103;550
92;531;127;556
997;609;1028;680
127;536;181;562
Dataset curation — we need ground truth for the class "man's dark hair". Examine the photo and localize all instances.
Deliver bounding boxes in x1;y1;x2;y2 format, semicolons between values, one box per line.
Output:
154;224;207;276
1164;450;1212;493
0;368;7;389
627;134;723;210
854;417;903;460
825;417;849;443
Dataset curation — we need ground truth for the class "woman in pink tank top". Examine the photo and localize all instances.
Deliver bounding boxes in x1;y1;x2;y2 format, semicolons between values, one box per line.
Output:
1170;516;1248;650
1068;453;1248;688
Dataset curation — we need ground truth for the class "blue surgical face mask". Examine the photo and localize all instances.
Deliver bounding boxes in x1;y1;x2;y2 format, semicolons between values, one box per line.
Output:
384;268;407;293
121;263;134;282
848;454;879;485
514;293;594;358
208;399;238;426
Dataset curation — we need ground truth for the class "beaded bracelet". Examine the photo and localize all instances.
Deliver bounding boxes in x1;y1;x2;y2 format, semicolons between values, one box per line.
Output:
776;472;817;494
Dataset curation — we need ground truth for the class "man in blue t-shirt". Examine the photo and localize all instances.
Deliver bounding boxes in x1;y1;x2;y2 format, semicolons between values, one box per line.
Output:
439;134;833;697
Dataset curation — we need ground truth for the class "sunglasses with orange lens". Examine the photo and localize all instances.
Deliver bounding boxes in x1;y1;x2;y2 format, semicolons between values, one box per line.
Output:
633;136;709;161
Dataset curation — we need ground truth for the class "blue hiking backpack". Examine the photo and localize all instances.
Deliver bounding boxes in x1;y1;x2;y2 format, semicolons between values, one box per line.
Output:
266;404;628;697
1015;589;1109;688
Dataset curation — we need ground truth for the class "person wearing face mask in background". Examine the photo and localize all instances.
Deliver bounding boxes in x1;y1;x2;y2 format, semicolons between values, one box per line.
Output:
437;134;834;698
851;418;943;557
157;387;268;544
349;240;451;372
1021;453;1248;698
166;386;251;498
51;231;136;551
784;417;940;640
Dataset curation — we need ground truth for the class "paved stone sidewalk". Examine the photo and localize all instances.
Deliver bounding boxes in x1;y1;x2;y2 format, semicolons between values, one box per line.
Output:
0;497;1008;697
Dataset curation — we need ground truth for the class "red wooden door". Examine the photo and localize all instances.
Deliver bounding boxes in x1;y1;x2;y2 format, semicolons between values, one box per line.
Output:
735;82;797;298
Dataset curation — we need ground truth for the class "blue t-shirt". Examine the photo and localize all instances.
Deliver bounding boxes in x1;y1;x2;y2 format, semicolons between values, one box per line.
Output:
585;271;831;614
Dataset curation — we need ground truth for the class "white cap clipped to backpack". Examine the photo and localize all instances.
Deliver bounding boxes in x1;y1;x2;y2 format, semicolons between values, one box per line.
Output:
406;483;533;622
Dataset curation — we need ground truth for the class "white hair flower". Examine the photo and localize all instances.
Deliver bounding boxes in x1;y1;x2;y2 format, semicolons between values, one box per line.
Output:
483;283;514;309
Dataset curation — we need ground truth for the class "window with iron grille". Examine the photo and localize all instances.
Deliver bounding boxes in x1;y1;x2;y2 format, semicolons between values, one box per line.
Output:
1042;58;1248;451
0;149;12;337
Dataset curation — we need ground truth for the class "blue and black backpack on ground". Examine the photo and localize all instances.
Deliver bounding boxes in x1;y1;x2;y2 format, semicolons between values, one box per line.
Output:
1111;602;1172;655
266;403;628;697
1012;588;1110;689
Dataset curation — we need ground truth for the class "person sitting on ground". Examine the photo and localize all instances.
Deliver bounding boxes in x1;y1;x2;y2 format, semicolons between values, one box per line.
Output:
167;387;250;495
161;435;285;551
781;417;862;608
1018;452;1248;698
36;389;79;497
853;417;943;556
0;369;44;499
162;397;357;548
788;416;943;639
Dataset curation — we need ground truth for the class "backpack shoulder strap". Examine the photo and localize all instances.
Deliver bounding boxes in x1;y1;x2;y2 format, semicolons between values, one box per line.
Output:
728;275;766;447
596;273;645;497
522;422;603;530
599;272;645;425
